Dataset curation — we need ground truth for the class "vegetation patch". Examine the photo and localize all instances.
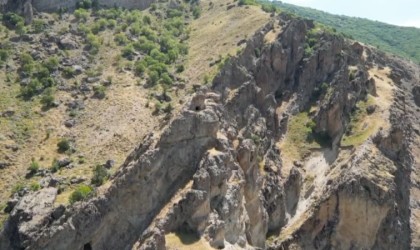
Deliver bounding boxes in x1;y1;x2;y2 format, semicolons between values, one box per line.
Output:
280;112;323;161
341;96;376;147
69;185;93;204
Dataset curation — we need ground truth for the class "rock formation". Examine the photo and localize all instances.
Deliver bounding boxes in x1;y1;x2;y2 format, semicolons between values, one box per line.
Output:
1;12;419;250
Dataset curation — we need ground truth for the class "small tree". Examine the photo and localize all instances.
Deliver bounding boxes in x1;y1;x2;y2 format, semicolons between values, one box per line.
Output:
91;165;110;186
57;138;71;153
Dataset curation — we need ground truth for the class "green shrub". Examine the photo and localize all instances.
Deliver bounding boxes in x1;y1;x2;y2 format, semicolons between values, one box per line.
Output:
69;185;93;204
134;61;146;75
76;0;92;9
3;13;24;27
63;67;75;78
40;88;55;108
20;79;43;98
91;165;109;186
57;138;71;153
32;19;46;33
238;0;256;6
93;85;106;99
192;6;201;19
122;44;135;58
44;57;59;71
143;15;151;25
0;49;9;63
50;158;60;173
148;70;159;85
176;64;184;73
27;160;40;174
74;8;89;22
86;33;101;54
160;73;173;85
30;182;41;191
12;183;25;195
261;4;277;13
114;33;129;45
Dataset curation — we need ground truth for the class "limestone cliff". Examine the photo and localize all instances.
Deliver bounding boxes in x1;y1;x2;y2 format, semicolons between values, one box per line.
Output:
1;12;419;250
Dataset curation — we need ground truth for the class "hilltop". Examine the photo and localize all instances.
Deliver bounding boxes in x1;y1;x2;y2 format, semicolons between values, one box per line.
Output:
263;0;420;64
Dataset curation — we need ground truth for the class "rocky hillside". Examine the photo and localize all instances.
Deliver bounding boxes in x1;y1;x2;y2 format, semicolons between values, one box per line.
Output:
1;1;420;250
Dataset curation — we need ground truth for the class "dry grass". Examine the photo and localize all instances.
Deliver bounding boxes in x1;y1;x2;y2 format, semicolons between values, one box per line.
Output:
182;0;270;85
279;112;322;162
341;66;395;147
165;232;212;250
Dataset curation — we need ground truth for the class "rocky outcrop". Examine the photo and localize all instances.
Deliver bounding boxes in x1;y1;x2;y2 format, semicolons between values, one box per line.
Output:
1;12;419;250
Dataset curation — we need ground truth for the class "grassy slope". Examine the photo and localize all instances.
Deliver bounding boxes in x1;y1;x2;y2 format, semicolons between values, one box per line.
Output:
265;0;420;64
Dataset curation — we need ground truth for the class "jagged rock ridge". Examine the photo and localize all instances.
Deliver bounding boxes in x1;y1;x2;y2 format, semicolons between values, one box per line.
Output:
1;12;419;250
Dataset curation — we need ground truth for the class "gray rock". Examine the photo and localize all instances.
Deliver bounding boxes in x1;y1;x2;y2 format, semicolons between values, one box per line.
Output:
70;176;86;184
57;158;71;168
104;160;115;169
51;205;66;220
59;35;78;50
86;77;100;83
0;162;11;169
366;105;377;115
64;119;76;128
39;176;60;188
413;86;420;107
1;108;15;118
73;65;84;75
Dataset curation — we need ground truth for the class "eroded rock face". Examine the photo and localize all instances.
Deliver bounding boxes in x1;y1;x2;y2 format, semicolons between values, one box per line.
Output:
1;13;419;250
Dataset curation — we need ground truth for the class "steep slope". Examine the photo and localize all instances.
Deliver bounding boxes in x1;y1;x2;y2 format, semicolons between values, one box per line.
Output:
264;0;420;64
0;0;271;226
1;11;419;250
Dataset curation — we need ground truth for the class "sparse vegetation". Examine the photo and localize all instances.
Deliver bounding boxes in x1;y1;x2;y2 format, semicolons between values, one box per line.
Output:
91;165;110;186
27;160;40;175
69;185;93;204
341;96;376;146
57;138;71;153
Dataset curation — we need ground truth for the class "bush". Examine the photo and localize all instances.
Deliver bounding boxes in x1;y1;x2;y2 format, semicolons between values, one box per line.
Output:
0;49;9;63
74;8;89;22
114;33;129;45
50;158;60;173
16;22;27;36
3;13;24;27
122;44;135;58
147;70;159;85
20;79;43;98
40;88;55;108
63;67;75;78
27;160;40;175
91;165;109;186
69;185;93;204
261;4;277;13
43;57;59;71
238;0;256;6
86;33;101;55
160;73;173;85
134;61;146;75
30;182;41;191
57;138;71;153
76;0;92;9
192;6;201;19
176;64;184;73
32;19;46;33
93;85;106;99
